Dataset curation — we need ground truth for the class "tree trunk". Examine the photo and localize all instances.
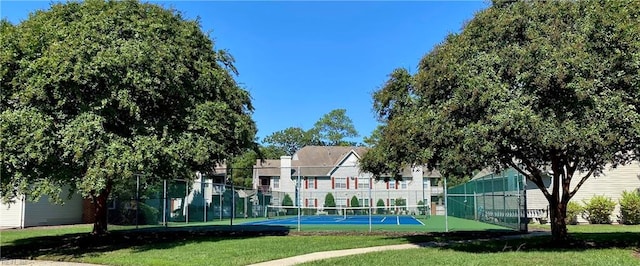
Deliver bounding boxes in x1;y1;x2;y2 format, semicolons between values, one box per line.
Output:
549;200;568;242
92;183;112;235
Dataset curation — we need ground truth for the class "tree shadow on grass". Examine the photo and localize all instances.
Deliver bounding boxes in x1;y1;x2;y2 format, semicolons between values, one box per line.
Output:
397;231;640;253
398;229;523;244
1;225;289;260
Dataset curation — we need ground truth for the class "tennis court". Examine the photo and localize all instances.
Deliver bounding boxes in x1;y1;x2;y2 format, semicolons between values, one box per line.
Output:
242;214;423;226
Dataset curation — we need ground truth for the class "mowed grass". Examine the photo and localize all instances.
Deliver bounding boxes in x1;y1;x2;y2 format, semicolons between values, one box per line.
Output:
1;223;638;266
302;248;638;266
303;224;640;266
1;224;416;265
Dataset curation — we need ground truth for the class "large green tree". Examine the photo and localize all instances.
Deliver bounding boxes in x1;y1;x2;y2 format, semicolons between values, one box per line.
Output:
262;109;359;156
362;1;640;241
262;127;320;156
312;108;359;146
0;0;257;234
230;146;283;187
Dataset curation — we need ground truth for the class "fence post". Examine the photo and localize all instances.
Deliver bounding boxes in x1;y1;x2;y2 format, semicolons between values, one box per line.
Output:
474;191;478;220
136;173;140;229
163;179;167;227
185;180;189;224
444;175;448;232
234;168;236;226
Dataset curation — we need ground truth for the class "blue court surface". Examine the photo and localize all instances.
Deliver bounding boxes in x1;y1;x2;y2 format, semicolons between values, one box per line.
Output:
241;215;424;226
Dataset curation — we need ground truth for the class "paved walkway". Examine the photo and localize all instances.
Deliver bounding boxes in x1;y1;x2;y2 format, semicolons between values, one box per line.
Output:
248;231;551;266
248;243;435;266
2;231;551;266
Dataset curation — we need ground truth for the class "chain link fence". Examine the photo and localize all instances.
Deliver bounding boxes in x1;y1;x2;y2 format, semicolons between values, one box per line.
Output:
446;168;527;231
105;175;271;227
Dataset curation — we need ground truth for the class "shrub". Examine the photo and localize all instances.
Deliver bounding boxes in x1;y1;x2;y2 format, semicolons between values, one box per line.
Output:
282;194;294;215
565;201;583;225
324;193;336;214
350;195;360;214
582;195;616;224
139;202;159;225
619;190;640;225
376;199;386;214
396;198;407;210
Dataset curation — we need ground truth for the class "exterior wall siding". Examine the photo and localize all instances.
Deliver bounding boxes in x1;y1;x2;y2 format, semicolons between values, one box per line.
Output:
23;193;84;227
1;193;83;228
569;163;640;224
0;197;25;228
523;163;640;223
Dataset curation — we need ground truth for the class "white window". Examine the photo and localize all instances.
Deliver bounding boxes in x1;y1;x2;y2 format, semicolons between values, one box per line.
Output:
359;198;370;207
272;197;280;206
273;178;279;189
308;177;315;189
401;181;407;189
389;181;396;189
335;177;347;189
390;199;396;206
307;198;317;207
358;178;369;189
336;197;347;207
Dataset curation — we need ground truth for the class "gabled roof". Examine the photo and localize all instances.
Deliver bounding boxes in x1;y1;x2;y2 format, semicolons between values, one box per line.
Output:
254;159;281;177
292;146;369;176
423;169;442;178
254;145;442;178
292;146;368;166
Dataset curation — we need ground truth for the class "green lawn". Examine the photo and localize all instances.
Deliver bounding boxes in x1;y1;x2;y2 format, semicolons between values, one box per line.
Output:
1;225;415;265
303;224;640;266
1;224;638;266
302;248;638;266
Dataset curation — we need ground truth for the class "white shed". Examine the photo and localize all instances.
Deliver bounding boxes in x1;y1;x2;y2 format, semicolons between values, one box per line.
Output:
0;193;84;228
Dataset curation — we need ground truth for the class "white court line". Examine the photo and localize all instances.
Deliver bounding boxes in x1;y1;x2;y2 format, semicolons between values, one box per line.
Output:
380;217;387;223
396;216;400;225
412;216;425;225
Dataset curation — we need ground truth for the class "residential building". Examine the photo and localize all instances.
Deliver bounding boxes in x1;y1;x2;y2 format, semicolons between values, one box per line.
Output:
476;162;640;224
252;146;443;215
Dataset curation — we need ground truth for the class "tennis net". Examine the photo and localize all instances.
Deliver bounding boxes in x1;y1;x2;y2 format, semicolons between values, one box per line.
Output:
264;204;430;219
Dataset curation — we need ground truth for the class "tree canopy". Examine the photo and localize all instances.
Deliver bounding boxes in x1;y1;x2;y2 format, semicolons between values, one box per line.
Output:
312;108;359;146
361;1;640;241
262;127;320;156
0;0;258;234
262;108;359;156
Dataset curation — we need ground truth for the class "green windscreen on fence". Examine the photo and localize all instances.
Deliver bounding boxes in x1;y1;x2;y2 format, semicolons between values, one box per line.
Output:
106;175;271;227
103;166;526;233
446;168;527;231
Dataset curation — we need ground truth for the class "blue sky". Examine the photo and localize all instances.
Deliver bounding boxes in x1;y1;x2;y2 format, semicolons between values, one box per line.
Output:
1;1;488;144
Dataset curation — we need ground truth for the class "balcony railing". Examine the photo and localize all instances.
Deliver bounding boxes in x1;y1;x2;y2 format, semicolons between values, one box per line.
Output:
259;185;271;194
430;187;444;195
